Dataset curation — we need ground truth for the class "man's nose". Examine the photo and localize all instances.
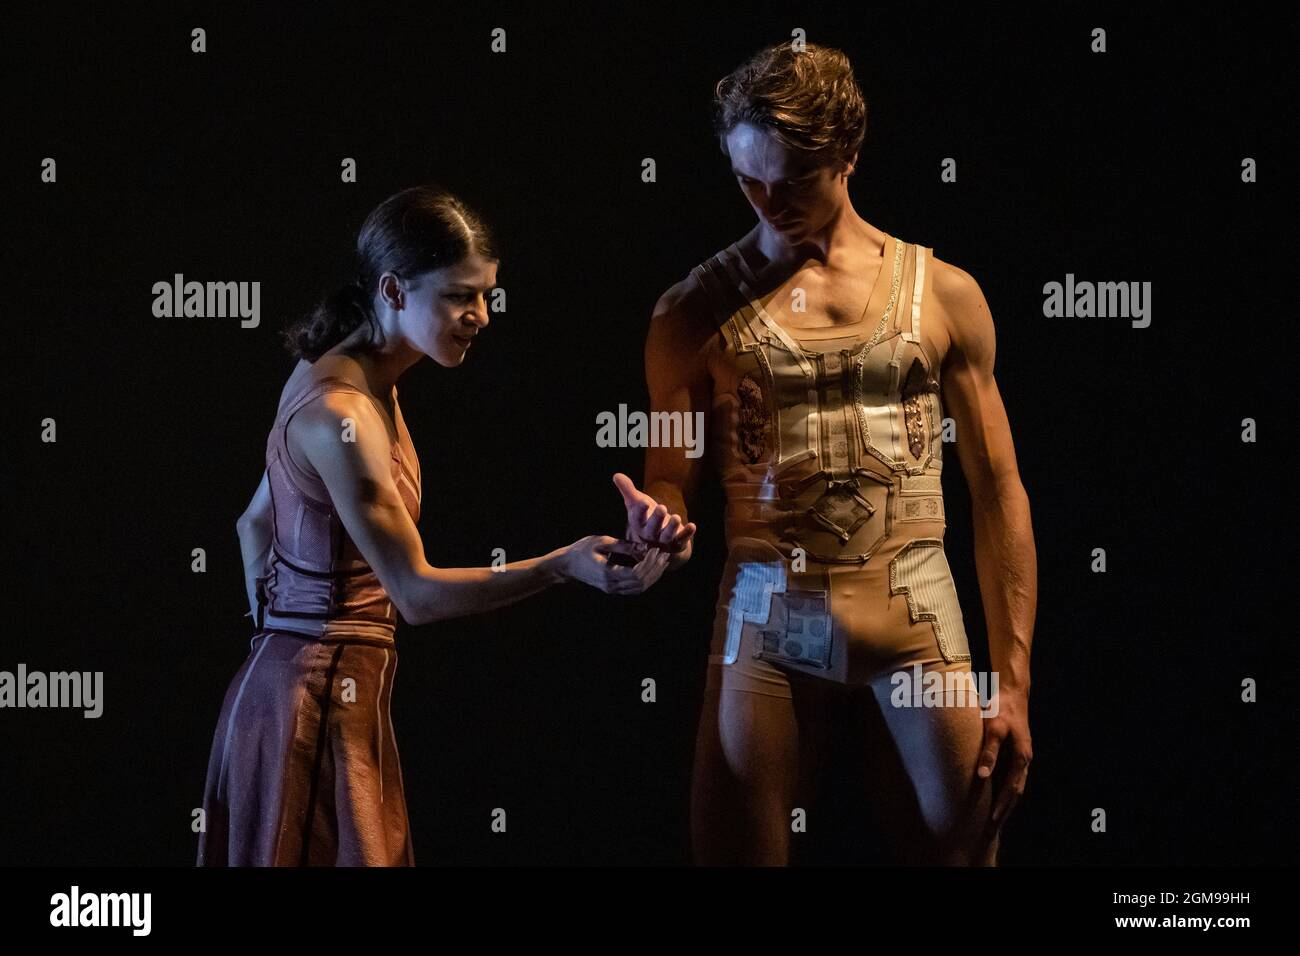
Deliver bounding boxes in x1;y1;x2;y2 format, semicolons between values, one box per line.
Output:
756;187;790;218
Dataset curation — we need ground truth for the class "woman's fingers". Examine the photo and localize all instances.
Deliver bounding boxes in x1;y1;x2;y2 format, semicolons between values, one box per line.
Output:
604;547;669;593
632;550;671;591
575;526;676;594
644;548;670;580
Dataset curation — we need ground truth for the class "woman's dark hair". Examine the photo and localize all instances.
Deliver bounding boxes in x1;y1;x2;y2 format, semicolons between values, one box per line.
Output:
282;184;499;362
711;41;868;173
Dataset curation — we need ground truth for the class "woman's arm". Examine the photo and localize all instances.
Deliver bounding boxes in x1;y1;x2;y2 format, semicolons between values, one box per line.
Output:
289;392;665;626
236;470;273;620
236;521;272;621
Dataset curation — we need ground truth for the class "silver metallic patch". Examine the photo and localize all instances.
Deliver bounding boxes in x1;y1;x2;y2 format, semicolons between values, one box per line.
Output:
753;589;833;670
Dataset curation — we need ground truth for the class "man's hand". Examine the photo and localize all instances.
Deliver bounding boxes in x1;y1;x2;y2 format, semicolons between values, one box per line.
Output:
613;472;696;552
977;689;1032;827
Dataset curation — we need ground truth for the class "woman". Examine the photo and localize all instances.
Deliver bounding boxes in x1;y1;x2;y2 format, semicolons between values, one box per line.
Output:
197;184;678;866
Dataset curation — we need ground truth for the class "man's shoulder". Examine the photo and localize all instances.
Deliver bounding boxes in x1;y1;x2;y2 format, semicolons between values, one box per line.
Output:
924;250;996;359
652;244;746;333
927;250;982;305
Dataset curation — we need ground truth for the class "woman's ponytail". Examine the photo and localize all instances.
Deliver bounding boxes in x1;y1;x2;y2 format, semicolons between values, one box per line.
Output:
281;279;374;362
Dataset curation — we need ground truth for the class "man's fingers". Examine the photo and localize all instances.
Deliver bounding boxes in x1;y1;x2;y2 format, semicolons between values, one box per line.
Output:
991;783;1013;825
614;473;659;531
658;514;683;543
991;771;1027;825
976;732;1002;780
668;522;697;550
992;791;1020;826
612;472;643;508
989;749;1030;824
641;503;668;540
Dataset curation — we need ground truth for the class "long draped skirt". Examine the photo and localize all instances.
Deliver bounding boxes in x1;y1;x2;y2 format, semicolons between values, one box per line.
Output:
196;630;414;866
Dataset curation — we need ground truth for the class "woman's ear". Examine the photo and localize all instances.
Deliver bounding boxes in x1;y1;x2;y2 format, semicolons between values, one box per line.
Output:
378;272;405;311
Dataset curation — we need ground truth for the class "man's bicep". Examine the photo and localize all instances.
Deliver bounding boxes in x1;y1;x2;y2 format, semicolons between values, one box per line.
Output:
292;398;428;615
938;265;1022;499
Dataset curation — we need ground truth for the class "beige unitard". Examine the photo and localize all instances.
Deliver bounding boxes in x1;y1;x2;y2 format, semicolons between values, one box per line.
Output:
688;235;1001;865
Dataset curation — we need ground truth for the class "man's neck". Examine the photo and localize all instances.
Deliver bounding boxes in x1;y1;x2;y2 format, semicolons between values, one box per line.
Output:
755;199;865;268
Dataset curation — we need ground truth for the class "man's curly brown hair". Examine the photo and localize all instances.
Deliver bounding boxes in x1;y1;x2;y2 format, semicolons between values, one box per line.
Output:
711;41;868;174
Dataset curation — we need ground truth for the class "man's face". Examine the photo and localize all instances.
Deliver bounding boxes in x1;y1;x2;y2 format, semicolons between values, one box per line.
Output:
725;120;851;242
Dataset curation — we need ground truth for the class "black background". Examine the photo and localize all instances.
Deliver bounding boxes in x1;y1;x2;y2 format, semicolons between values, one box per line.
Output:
3;2;1294;866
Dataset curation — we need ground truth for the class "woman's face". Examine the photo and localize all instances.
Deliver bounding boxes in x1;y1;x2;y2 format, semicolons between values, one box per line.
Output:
389;251;498;367
725;120;852;243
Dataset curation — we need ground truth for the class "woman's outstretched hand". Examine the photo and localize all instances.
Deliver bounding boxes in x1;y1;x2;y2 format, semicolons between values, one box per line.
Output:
613;473;697;552
558;535;671;594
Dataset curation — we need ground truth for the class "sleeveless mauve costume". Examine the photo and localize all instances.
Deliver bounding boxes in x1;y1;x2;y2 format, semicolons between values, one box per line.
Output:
198;375;421;866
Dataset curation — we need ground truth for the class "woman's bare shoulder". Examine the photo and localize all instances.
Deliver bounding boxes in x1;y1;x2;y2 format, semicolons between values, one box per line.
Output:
278;356;371;409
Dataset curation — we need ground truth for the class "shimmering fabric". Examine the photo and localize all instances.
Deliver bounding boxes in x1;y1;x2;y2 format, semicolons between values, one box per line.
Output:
197;631;413;866
256;376;422;643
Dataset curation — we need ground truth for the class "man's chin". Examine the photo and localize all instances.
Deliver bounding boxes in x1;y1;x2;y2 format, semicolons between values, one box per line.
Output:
431;351;465;368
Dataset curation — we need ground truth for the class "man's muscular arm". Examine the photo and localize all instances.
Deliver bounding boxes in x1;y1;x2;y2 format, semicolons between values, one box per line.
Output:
636;277;716;569
935;260;1037;697
936;257;1035;823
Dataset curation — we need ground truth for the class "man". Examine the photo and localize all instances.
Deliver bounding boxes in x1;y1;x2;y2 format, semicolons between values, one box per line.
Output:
616;40;1036;865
